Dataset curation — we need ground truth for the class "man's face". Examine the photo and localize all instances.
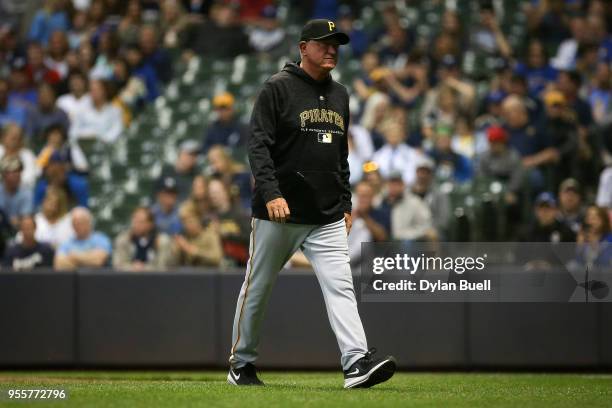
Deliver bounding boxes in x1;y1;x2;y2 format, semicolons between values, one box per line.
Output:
157;190;177;212
415;167;433;186
72;214;92;240
386;179;404;200
131;210;152;237
176;150;197;173
3;169;21;189
302;38;340;71
535;204;557;226
559;189;580;212
356;183;374;212
20;217;36;242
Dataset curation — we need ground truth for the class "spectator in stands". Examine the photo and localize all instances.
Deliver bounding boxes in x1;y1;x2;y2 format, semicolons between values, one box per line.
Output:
9;62;38;110
90;30;120;79
46;31;70;81
542;90;578;189
36;124;88;174
113;206;174;271
111;57;147;112
201;92;248;154
409;156;451;240
372;122;424;186
507;73;544;122
0;123;38;187
124;45;160;103
514;39;557;97
427;124;472;183
550;10;588;71
160;0;193;49
477;126;524;203
34;150;89;208
247;5;286;57
347;125;375;186
67;10;89;49
336;6;368;58
501;95;554;190
57;70;91;122
576;205;612;267
475;90;505;133
183;1;251;59
422;70;475;140
151;176;182;235
179;174;210;223
24;41;61;87
139;24;172;85
69;78;123;143
207;177;250;266
28;82;70;141
28;0;69;46
588;60;611;125
173;213;222;267
159;140;200;202
206;145;251;211
376;19;414;69
3;215;54;270
117;0;143;47
348;181;388;265
519;192;576;243
0;156;33;227
54;207;112;270
0;78;28;129
388;171;437;243
526;0;571;53
557;70;593;129
558;178;585;235
468;1;512;59
34;186;74;248
379;52;429;110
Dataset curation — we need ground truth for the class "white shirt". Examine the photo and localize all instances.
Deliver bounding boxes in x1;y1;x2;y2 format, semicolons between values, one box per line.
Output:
57;93;92;123
551;39;577;70
35;212;75;248
372;143;426;186
596;167;612;208
69;98;123;143
0;147;39;188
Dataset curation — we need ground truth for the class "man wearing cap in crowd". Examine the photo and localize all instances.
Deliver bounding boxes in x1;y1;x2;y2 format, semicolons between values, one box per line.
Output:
557;178;585;234
158;139;201;202
201;91;248;155
227;19;396;388
34;150;89;208
519;192;576;243
0;156;33;227
151;176;182;235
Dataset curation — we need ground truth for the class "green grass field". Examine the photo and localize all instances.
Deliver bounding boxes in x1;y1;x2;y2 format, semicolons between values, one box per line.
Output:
1;371;611;407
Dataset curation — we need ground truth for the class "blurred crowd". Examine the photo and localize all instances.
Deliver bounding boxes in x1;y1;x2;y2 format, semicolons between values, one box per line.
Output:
0;0;611;271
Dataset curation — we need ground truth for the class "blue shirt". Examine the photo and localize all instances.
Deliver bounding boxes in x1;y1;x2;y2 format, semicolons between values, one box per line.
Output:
0;184;33;219
505;124;550;157
0;102;28;129
151;203;182;235
28;10;69;45
58;232;112;256
34;173;89;209
514;63;558;96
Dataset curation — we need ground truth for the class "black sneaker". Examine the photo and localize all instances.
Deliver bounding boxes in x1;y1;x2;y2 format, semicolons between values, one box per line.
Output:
343;348;396;389
227;363;264;386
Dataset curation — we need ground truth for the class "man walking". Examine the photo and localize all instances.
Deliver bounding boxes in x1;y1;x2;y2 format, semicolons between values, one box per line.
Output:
228;19;396;389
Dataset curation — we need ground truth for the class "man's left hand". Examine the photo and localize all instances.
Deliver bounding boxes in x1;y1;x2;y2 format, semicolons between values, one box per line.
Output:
344;212;352;235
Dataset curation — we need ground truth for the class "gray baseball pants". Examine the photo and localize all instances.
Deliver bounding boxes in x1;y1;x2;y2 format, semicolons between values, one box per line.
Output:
228;217;368;371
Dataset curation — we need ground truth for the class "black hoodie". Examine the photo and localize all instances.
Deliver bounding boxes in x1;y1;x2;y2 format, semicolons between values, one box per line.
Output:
249;61;352;224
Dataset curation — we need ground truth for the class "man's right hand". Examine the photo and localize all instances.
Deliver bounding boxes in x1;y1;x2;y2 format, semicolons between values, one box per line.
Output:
266;197;290;223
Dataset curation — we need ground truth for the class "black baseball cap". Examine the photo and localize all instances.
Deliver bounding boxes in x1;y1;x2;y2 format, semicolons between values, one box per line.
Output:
300;19;350;45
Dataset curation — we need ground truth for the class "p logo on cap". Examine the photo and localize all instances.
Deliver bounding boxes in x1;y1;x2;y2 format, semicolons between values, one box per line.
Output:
328;21;335;31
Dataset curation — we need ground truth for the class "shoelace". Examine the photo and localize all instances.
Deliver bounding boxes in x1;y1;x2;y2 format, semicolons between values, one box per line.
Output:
363;347;377;363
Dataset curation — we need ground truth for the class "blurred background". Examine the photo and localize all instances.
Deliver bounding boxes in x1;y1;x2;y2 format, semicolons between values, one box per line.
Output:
0;0;611;370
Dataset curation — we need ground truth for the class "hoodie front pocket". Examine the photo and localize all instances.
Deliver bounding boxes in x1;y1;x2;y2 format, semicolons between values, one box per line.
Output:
296;170;343;212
